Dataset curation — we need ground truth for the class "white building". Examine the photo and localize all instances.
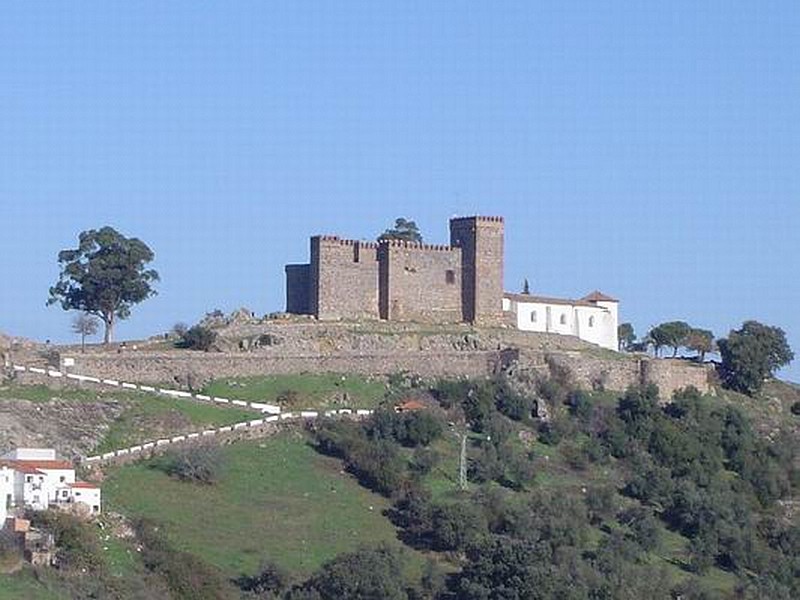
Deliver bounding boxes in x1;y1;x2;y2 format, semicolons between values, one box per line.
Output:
0;448;101;525
503;290;619;351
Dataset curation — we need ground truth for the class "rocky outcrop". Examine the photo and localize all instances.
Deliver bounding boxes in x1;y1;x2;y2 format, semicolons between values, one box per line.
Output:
0;398;124;459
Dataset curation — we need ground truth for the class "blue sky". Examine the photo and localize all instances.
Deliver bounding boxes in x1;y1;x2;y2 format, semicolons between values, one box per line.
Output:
1;2;798;380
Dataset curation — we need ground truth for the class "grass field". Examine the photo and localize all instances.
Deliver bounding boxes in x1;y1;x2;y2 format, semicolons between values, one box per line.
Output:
203;373;387;411
92;394;256;454
103;431;414;578
0;570;64;600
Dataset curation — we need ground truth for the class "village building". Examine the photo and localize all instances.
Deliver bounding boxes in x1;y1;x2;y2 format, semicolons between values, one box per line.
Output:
503;291;619;351
0;448;100;525
285;216;620;350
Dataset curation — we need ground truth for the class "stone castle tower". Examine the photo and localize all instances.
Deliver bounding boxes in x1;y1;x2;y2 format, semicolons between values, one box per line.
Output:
285;216;504;325
449;216;504;324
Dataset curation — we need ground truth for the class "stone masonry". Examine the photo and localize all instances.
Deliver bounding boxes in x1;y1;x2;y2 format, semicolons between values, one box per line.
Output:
286;216;505;325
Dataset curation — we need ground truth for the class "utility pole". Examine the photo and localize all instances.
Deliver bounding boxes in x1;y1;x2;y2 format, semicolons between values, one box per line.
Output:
458;432;468;491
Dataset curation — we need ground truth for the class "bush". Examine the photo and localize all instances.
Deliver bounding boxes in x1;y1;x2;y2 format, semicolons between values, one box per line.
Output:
288;545;408;600
157;443;226;485
409;447;439;477
179;325;217;351
430;503;487;551
28;510;104;572
234;560;291;597
135;519;235;599
791;401;800;416
585;485;618;525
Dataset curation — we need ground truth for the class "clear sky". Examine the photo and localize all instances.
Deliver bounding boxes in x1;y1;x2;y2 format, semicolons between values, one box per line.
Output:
1;2;798;381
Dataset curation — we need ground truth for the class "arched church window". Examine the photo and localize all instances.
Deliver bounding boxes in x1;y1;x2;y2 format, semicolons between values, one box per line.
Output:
530;311;537;323
589;316;595;327
560;314;567;325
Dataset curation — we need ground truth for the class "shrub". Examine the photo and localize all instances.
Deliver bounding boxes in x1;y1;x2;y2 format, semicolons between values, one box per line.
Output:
288;545;408;600
157;443;226;485
135;519;235;599
430;503;487;551
791;401;800;416
234;560;291;596
409;447;439;476
179;325;217;351
368;409;443;447
28;510;104;572
585;486;618;525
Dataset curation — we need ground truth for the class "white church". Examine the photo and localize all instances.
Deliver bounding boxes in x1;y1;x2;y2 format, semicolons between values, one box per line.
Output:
503;290;619;351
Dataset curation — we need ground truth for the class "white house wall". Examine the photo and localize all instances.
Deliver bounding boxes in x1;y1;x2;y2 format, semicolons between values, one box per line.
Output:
0;467;12;523
504;297;619;351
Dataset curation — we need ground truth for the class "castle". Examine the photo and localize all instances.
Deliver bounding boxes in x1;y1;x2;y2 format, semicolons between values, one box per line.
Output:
285;216;619;350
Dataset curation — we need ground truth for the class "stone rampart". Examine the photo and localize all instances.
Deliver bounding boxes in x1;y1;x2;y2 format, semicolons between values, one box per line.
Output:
378;243;462;322
60;351;497;388
517;351;712;399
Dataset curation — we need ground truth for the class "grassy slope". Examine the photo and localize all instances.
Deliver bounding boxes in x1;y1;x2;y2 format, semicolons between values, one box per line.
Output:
92;395;256;454
203;373;387;411
0;571;62;600
0;382;256;455
420;414;739;595
104;431;415;578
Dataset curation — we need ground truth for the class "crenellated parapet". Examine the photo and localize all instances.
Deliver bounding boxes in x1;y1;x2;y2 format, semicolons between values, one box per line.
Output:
378;239;455;252
313;235;379;250
288;215;504;325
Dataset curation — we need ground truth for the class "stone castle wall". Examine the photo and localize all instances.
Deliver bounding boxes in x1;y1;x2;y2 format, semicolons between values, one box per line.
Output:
287;216;506;325
311;237;379;320
378;241;462;322
449;216;504;324
46;323;711;401
284;264;311;315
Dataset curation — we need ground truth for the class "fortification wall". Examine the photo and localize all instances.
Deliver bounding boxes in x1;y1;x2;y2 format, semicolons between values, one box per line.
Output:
642;359;711;398
517;351;712;400
311;237;379;320
378;241;462;322
59;350;497;387
285;264;311;314
30;324;712;400
449;216;504;324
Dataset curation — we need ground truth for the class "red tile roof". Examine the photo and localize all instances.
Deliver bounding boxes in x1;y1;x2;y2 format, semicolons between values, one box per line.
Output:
0;461;44;475
503;293;599;309
69;481;99;489
395;399;427;412
0;459;74;473
581;290;618;303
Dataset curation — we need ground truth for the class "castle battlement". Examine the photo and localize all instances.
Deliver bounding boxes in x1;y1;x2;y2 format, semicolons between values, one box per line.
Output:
313;235;379;249
379;240;456;252
450;215;504;224
287;216;504;325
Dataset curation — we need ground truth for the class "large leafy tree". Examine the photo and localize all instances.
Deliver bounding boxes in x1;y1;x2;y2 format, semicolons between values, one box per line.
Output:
378;217;423;243
648;321;691;357
718;321;794;395
48;227;159;344
686;328;715;363
618;322;636;352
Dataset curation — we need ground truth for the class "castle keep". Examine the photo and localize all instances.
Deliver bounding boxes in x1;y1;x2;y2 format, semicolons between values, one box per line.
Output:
285;215;619;350
285;216;505;325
